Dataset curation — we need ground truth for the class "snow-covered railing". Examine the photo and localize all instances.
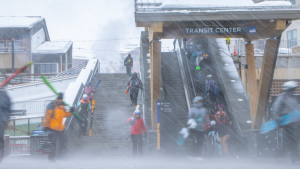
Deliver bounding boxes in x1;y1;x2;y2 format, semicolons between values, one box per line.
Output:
135;2;299;12
63;59;99;134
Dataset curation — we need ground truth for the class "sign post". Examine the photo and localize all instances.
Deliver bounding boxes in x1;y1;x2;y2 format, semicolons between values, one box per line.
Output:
226;38;231;53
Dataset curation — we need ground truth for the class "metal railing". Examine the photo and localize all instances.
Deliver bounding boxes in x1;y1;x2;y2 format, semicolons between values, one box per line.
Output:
11;101;51;116
235;39;300;57
0;62;88;85
6;115;44;136
135;1;299;12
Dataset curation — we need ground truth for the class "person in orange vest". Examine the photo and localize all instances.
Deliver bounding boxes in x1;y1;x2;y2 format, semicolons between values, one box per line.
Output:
214;105;231;156
124;54;133;76
42;93;75;162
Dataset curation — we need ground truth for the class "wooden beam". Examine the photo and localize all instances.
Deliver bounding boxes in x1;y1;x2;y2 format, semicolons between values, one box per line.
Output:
150;40;161;130
253;39;278;129
149;22;163;42
276;20;286;30
245;42;258;128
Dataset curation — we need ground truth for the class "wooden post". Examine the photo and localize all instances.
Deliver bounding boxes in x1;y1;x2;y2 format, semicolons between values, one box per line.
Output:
245;42;258;128
253;39;278;129
150;40;161;130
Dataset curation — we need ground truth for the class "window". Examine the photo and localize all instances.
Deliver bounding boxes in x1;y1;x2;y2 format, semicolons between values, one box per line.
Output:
34;64;57;74
286;0;296;5
287;29;297;48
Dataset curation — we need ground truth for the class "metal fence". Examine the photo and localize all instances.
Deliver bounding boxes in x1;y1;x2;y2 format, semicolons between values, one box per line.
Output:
6;115;44;136
11;101;51;116
234;39;300;57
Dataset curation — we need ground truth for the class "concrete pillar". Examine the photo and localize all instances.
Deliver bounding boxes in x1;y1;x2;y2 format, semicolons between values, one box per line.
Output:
253;39;278;129
150;40;161;130
245;42;258;128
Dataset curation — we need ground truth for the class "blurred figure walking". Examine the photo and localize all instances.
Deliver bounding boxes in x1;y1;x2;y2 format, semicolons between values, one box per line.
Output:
127;72;143;106
124;54;133;76
77;94;91;136
271;81;300;164
42;93;75;162
0;89;11;163
127;110;147;156
188;96;208;160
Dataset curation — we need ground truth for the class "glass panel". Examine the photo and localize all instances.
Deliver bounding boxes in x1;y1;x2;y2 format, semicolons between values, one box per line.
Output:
46;64;51;73
40;65;45;74
287;31;291;40
292;29;297;40
52;64;57;73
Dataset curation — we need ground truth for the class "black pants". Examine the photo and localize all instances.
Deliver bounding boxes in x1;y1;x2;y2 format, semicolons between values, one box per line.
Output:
0;122;6;159
130;88;139;105
190;130;205;157
48;130;66;161
284;126;300;163
126;66;131;75
79;112;88;135
131;134;143;156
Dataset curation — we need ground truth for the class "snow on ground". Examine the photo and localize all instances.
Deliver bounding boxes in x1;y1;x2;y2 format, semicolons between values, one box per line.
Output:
158;0;292;8
0;16;42;27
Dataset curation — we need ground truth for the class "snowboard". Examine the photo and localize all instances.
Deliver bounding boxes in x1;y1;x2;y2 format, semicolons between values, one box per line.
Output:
260;110;300;134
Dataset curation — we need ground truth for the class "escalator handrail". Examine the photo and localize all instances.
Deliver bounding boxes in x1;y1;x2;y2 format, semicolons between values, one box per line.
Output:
175;39;195;111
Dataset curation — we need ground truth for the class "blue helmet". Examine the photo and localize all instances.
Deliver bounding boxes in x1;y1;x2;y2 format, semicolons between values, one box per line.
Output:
134;110;140;114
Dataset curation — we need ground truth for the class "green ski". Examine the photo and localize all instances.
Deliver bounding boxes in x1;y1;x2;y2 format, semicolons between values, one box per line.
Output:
40;75;82;122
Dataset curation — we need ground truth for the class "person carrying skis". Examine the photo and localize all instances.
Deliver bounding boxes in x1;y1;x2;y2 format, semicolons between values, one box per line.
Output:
127;72;143;106
188;96;208;160
124;54;133;76
42;93;75;162
85;82;96;101
77;94;91;136
127;110;147;156
271;81;300;164
0;88;11;163
215;105;231;156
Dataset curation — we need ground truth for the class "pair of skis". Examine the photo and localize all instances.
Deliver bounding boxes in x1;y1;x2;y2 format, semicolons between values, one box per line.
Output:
88;79;101;136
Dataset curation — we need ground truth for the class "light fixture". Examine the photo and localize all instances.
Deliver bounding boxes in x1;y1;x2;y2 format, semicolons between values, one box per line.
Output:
238;99;243;101
246;120;251;124
225;63;229;65
231;80;235;82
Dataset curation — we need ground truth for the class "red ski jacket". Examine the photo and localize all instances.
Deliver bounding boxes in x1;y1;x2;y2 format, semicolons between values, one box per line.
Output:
127;116;147;135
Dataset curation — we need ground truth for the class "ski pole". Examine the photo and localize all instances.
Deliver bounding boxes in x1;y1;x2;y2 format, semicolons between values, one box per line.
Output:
40;75;82;122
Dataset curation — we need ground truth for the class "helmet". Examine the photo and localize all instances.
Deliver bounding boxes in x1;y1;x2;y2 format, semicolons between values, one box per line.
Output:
128;54;131;57
196;66;200;70
132;72;137;78
283;81;298;91
57;93;64;100
134;110;140;114
87;82;91;86
83;94;88;100
193;96;203;107
197;44;201;48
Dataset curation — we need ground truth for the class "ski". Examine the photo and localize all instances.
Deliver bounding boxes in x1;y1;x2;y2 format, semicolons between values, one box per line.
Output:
40;75;82;122
89;99;95;136
94;79;101;89
0;62;33;88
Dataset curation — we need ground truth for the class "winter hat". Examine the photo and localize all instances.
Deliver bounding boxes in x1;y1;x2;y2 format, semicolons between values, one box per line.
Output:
57;93;64;100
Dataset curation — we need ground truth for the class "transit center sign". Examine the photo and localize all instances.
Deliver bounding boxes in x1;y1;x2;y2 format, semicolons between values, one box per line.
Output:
183;26;256;35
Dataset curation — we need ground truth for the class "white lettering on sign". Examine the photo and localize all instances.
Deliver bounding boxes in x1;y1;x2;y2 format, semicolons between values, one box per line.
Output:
184;26;250;34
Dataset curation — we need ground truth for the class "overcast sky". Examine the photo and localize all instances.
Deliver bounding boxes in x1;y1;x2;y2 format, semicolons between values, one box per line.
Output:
0;0;173;60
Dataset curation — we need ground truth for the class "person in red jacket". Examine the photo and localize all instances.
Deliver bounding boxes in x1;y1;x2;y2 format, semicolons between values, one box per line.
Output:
127;110;147;156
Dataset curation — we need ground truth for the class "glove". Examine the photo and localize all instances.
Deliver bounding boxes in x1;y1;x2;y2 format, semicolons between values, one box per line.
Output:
70;106;75;113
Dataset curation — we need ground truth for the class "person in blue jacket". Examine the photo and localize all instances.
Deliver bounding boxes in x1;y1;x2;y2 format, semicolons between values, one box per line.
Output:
206;80;218;106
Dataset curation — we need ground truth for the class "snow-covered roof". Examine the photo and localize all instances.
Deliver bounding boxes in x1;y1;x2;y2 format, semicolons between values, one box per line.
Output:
0;17;43;28
33;40;73;54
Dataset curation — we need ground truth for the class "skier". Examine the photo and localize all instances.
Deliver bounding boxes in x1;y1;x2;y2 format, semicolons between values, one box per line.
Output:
127;72;143;106
42;93;75;162
271;81;300;164
191;44;203;78
215;105;231;156
127;110;147;156
206;80;219;107
85;82;96;101
77;94;91;136
188;96;209;160
0;88;11;163
124;54;133;76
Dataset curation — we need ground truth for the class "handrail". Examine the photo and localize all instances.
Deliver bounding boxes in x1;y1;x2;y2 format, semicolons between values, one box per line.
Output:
175;39;192;110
